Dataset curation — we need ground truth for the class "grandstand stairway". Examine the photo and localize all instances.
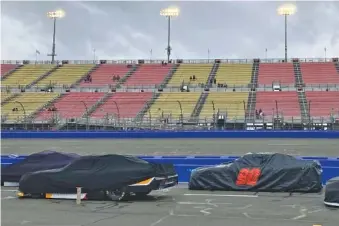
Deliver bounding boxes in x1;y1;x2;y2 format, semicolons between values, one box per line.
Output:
297;91;310;121
293;60;304;86
190;92;209;121
1;65;23;80
135;92;160;121
161;64;179;88
1;93;20;105
73;64;101;87
117;64;139;87
335;61;339;74
82;92;113;118
207;62;219;88
245;91;257;121
28;65;59;88
250;61;259;87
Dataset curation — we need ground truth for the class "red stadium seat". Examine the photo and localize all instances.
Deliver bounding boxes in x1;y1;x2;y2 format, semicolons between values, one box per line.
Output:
300;63;339;85
1;64;18;77
305;91;339;117
257;63;295;85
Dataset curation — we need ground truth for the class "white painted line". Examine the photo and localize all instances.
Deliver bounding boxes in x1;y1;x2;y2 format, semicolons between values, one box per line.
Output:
1;196;16;200
184;193;258;198
1;189;18;192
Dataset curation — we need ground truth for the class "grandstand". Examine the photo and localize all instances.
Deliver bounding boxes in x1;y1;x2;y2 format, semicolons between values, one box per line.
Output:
300;62;339;85
257;63;295;85
305;91;339;118
215;64;252;86
1;64;18;77
167;64;212;87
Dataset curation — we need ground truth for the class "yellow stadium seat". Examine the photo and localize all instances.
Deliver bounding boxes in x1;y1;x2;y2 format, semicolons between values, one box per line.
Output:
36;64;94;87
200;92;249;119
1;92;59;121
215;64;252;86
149;92;201;120
167;64;213;87
1;92;12;103
2;64;56;87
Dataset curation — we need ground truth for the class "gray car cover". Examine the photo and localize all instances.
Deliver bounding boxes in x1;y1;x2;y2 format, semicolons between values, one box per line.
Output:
189;153;322;193
324;177;339;207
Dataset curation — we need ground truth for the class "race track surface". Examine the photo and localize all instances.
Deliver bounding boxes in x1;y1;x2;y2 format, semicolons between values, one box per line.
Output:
2;139;339;156
1;185;339;226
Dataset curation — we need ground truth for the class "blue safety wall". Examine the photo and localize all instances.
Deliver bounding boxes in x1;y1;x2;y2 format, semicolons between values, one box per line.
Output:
2;155;338;184
1;130;339;139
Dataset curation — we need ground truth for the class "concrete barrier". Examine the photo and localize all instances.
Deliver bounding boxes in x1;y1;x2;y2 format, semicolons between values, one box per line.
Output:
2;155;338;184
1;130;339;139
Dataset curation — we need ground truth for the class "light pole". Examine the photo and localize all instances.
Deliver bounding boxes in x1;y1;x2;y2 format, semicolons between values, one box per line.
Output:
277;4;296;63
47;9;65;63
160;7;180;63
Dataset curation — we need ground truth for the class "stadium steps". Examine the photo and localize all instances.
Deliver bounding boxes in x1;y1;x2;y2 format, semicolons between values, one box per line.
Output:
335;61;339;74
161;64;180;88
189;92;209;122
207;62;219;87
293;60;304;86
297;91;310;122
29;64;61;88
134;92;160;121
73;64;100;87
27;93;64;122
250;60;259;87
82;92;113;118
1;93;20;105
245;91;257;122
116;64;139;87
1;65;23;81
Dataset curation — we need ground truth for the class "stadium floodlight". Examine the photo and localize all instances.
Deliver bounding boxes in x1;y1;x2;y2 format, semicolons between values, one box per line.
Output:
47;9;65;63
277;4;297;63
160;7;180;62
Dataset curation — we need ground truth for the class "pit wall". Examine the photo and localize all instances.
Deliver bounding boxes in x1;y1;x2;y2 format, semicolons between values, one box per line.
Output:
1;130;339;139
2;155;338;184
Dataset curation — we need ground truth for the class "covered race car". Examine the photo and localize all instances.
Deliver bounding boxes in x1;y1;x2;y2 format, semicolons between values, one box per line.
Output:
189;153;322;193
324;177;339;207
17;154;178;201
1;151;80;186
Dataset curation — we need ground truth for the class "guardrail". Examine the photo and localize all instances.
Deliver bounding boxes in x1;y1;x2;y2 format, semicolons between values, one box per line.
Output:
2;155;338;184
1;130;339;139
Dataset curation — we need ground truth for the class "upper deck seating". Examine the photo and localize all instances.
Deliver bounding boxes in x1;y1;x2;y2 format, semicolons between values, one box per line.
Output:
35;64;94;87
305;91;339;117
257;63;295;85
1;92;59;121
300;63;339;85
200;92;248;120
90;92;153;119
255;91;300;118
215;64;252;86
167;64;212;87
149;92;201;121
2;64;55;87
1;64;18;77
124;64;172;87
35;92;105;120
79;64;132;87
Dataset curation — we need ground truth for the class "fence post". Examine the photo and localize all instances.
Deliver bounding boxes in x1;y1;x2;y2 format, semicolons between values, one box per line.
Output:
76;187;82;205
15;101;27;130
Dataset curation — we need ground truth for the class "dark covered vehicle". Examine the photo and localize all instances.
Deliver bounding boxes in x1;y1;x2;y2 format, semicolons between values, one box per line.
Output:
189;153;322;193
1;151;80;186
18;154;178;201
324;177;339;207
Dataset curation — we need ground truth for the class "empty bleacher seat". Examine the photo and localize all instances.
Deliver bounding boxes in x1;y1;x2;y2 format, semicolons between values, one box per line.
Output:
149;92;201;121
300;63;339;85
167;64;212;87
1;64;18;77
1;92;12;104
215;64;252;86
200;92;248;120
257;63;295;85
36;64;94;87
35;92;105;120
305;91;339;117
2;92;59;121
2;64;55;87
255;91;300;118
79;64;132;87
90;92;153;119
124;64;172;87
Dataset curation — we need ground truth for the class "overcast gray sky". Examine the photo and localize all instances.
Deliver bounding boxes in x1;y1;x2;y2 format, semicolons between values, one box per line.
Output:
1;1;339;61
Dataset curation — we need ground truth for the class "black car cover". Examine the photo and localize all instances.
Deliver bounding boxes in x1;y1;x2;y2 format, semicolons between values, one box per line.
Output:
19;154;176;194
1;151;80;183
189;153;322;193
324;177;339;207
